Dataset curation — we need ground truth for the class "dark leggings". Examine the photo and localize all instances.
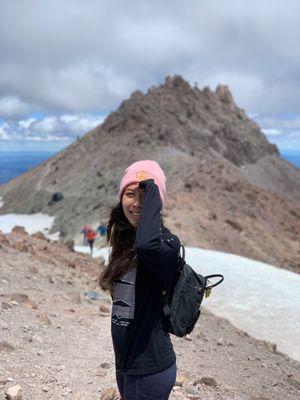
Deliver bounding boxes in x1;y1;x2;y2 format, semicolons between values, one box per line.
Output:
116;362;176;400
87;239;94;250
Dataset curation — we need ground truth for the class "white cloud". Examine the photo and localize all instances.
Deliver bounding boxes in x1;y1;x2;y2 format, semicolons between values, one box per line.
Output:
38;63;136;112
246;112;260;119
0;122;10;140
60;114;104;133
31;116;62;133
0;113;104;146
255;115;300;151
262;129;283;137
0;96;31;117
19;118;36;130
255;116;300;130
203;72;265;111
0;0;300;150
0;0;299;116
28;114;104;136
25;134;71;143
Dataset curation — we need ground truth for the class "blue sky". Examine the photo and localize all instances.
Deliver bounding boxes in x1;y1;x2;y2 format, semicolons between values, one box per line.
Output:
0;0;299;152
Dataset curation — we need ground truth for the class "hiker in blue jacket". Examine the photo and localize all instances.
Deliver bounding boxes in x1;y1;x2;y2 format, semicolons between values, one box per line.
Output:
96;221;107;248
99;160;180;400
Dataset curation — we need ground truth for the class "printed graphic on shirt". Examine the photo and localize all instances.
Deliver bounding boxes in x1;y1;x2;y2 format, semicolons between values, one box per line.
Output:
112;269;136;327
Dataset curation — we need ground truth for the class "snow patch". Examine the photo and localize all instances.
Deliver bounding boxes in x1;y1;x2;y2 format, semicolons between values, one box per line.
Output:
95;246;300;362
74;245;105;257
0;213;58;239
0;197;3;208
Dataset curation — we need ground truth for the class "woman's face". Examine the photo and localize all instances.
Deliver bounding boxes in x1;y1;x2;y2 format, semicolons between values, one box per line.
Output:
122;183;144;228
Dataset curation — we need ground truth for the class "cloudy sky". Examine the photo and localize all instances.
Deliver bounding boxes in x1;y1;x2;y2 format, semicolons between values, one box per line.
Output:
0;0;299;152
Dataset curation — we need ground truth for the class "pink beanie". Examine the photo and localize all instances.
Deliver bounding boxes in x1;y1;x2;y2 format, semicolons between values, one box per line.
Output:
119;160;167;206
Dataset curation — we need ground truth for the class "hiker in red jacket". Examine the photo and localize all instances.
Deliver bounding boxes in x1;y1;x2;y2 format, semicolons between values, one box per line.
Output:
86;228;97;256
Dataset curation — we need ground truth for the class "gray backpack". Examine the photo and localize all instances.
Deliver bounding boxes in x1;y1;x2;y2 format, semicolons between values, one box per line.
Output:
162;245;224;337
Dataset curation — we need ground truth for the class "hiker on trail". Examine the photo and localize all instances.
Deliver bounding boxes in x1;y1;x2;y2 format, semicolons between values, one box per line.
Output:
80;224;89;245
96;221;107;247
99;160;180;400
86;228;97;256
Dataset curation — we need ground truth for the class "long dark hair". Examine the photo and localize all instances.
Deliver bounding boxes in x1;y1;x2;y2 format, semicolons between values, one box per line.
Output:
99;202;137;291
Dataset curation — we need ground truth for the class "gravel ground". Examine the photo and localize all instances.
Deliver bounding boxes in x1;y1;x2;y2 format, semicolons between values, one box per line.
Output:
0;234;299;399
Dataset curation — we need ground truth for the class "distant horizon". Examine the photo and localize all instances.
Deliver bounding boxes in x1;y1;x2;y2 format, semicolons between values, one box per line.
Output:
0;144;299;186
0;104;300;154
1;107;300;154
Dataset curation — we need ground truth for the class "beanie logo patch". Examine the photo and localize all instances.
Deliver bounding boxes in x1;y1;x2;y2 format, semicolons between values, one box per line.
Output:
136;170;148;181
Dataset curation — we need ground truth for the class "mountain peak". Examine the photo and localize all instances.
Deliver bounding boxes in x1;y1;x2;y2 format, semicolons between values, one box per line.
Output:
0;76;299;273
102;75;278;166
215;84;235;106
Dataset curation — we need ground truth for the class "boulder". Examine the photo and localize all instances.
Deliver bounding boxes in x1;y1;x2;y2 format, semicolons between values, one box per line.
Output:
11;226;28;236
5;384;22;399
31;231;46;240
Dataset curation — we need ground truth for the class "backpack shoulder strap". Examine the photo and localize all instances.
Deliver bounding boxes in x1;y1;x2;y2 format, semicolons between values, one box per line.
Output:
162;244;185;318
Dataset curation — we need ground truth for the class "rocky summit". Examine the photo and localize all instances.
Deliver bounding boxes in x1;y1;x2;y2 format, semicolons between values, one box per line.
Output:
0;76;299;272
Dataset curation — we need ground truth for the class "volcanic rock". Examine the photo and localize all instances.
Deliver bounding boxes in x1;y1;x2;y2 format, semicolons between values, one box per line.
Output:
5;385;22;400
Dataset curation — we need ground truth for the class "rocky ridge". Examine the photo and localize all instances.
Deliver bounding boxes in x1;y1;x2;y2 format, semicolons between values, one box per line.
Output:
0;76;299;272
1;230;299;399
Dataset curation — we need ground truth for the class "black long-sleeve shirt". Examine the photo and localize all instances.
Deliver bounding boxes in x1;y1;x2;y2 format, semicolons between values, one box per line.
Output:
111;180;180;374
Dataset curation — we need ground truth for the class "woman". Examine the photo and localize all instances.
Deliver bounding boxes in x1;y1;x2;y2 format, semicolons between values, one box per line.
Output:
99;160;181;400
